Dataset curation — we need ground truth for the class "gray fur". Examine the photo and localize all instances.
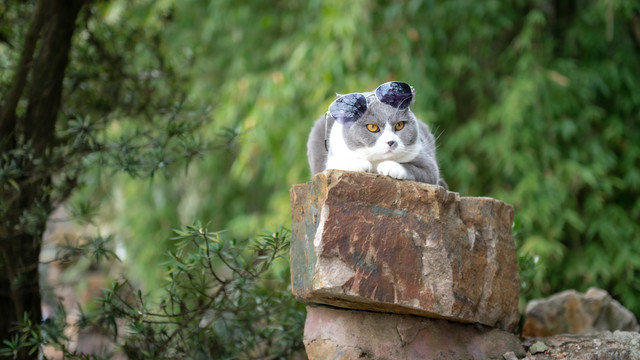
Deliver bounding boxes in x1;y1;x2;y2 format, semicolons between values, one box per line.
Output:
307;91;448;189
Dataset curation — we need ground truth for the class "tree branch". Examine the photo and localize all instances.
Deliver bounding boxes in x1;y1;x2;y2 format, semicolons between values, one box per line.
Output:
23;0;87;156
0;0;50;152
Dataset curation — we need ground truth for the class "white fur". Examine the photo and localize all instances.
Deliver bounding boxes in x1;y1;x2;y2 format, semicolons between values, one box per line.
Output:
377;160;407;179
325;122;420;180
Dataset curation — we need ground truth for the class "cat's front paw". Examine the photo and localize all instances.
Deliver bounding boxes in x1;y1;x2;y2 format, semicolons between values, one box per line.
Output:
326;158;373;173
377;161;407;180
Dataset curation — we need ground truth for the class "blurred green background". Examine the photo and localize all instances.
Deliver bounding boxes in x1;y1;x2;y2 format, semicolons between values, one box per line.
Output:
53;0;640;316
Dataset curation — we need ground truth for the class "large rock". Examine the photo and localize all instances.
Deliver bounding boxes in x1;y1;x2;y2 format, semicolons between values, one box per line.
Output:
523;287;640;337
290;170;520;332
303;305;525;360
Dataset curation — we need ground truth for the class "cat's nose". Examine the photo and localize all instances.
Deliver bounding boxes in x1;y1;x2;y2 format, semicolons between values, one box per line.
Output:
387;140;397;148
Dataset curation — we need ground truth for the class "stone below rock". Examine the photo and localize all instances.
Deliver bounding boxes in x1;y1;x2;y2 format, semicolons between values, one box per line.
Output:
523;287;640;337
523;331;640;360
290;170;520;331
303;305;525;360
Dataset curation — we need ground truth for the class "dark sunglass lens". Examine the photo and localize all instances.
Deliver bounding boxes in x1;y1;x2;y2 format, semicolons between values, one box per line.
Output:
376;81;413;109
329;93;367;126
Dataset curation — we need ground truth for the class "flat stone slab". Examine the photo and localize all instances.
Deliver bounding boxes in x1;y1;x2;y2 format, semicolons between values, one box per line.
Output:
290;170;520;331
303;305;525;360
522;331;640;359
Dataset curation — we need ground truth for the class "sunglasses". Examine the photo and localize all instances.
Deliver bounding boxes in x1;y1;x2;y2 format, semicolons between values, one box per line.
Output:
327;81;415;127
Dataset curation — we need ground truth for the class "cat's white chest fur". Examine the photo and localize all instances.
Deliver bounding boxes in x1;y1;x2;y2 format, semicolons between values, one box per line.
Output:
325;122;420;179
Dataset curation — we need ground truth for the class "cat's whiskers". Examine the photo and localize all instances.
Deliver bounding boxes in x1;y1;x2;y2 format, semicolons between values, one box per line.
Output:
430;127;445;150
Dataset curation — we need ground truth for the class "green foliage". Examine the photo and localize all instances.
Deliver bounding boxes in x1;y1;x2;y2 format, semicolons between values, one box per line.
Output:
0;0;208;238
1;226;304;359
3;0;640;356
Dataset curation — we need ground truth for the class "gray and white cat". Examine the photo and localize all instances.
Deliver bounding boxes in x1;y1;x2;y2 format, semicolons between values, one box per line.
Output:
307;83;447;189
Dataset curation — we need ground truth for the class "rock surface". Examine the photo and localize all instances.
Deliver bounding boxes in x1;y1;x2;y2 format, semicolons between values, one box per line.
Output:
303;305;525;360
290;170;520;331
521;331;640;360
523;287;640;337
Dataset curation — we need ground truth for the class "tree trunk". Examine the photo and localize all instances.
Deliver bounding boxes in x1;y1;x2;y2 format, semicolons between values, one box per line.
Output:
0;1;86;358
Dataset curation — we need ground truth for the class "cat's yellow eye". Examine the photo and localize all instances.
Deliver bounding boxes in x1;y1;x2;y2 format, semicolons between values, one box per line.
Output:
366;124;379;132
394;121;405;131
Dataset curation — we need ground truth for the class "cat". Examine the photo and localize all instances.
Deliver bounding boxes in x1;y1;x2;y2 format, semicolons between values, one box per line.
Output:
307;81;447;189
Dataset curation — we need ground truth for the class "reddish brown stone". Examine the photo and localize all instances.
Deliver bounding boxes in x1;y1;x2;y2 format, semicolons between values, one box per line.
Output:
303;305;525;360
290;170;520;332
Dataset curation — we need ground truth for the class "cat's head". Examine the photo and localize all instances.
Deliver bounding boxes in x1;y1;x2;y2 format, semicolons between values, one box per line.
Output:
335;93;420;163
